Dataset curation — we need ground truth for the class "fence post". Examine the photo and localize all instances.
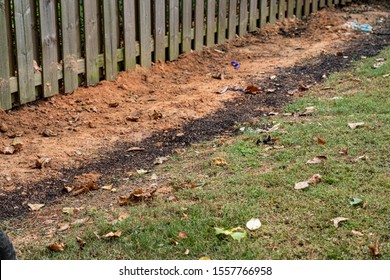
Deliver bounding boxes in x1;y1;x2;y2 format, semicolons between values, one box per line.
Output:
206;0;216;46
319;0;326;7
313;0;318;12
259;0;267;28
84;0;100;85
327;0;333;6
279;0;286;20
239;0;248;36
139;0;152;66
228;0;237;40
296;0;303;18
0;0;11;110
123;0;137;69
217;0;227;44
39;0;59;98
194;0;205;51
168;0;179;60
182;0;192;52
269;0;276;23
249;0;257;32
14;0;35;104
103;1;118;80
287;0;295;18
61;0;81;93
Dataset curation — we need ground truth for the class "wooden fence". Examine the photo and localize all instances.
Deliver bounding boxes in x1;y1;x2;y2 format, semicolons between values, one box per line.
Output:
0;0;353;110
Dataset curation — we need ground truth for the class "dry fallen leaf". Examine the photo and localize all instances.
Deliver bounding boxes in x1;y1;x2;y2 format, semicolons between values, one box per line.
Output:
317;137;326;145
76;237;86;249
102;228;122;239
47;242;66;252
171;239;179;245
57;223;70;232
72;182;99;196
35;157;51;169
126;147;145;152
28;203;45;211
245;85;261;94
368;241;381;257
294;181;310;190
348;122;365;129
101;185;113;190
151;110;163;120
177;232;189;239
306;156;327;164
184;249;190;255
136;169;149;175
213;157;227;167
72;218;89;226
154;156;169;165
351;230;364;236
2;146;15;155
331;217;349;228
294;174;322;190
307;174;322;184
339;147;349;155
119;188;157;206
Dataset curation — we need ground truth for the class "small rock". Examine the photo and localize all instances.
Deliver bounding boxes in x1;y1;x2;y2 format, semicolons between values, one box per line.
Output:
0;123;9;133
126;116;139;122
42;129;57;137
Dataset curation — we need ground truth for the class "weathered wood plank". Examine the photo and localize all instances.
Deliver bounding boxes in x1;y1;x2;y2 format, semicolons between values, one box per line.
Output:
327;0;333;6
287;0;296;18
168;0;179;60
103;1;118;80
296;0;303;18
249;0;257;32
61;0;80;93
217;0;227;44
194;0;205;50
39;0;59;98
313;0;318;12
123;0;137;69
279;0;286;20
182;0;192;52
319;0;326;7
154;0;165;61
14;0;35;104
340;0;345;5
239;0;248;36
0;0;11;109
304;0;310;17
269;0;277;23
228;0;237;40
206;0;216;46
334;0;340;5
139;0;152;66
84;0;100;85
259;0;267;28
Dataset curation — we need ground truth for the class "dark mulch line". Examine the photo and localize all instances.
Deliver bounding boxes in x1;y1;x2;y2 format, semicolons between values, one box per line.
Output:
1;19;390;222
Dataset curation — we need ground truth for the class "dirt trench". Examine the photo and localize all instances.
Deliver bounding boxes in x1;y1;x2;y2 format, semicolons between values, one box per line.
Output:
1;4;390;221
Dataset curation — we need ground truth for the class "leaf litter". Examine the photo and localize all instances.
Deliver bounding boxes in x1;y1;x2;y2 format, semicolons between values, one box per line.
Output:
294;174;322;190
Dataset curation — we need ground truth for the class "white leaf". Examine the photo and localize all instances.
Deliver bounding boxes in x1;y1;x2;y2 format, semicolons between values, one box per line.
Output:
331;217;349;228
28;203;45;211
294;181;309;190
348;122;365;129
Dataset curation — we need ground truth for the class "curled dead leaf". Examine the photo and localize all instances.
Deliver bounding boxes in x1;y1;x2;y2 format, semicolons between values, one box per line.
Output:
102;228;122;239
102;185;113;191
317;137;326;145
171;239;179;245
213;157;227;167
368;241;381;257
151;110;163;120
47;242;66;252
76;237;86;249
331;217;349;228
119;188;156;206
35;157;51;169
28;203;45;211
351;230;364;236
72;182;99;196
184;249;190;255
245;85;261;94
348;122;365;130
154;156;169;165
2;146;15;155
126;147;145;152
339;147;349;155
307;174;322;184
57;223;70;232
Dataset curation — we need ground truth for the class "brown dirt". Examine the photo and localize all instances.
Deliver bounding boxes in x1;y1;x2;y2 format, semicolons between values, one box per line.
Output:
1;4;390;223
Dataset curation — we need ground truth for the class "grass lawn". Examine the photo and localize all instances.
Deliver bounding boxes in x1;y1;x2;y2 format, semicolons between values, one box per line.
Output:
9;47;390;260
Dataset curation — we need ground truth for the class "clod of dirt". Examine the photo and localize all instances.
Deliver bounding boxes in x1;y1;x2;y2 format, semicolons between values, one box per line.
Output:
0;123;9;133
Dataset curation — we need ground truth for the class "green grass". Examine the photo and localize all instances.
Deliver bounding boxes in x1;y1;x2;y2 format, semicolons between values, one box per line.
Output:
7;47;390;260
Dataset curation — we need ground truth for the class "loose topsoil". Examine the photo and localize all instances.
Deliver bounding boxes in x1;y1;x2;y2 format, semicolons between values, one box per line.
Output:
1;3;390;221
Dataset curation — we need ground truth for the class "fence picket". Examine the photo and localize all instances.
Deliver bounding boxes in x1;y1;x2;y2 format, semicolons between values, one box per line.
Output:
154;0;165;61
287;0;295;18
84;0;100;85
206;0;216;46
228;0;237;40
249;0;257;32
103;1;118;80
0;0;11;109
259;0;267;28
39;0;59;98
14;0;35;104
194;0;205;50
304;0;311;16
182;0;192;52
278;0;285;20
61;0;80;93
139;0;152;66
319;0;325;7
168;0;179;60
313;0;318;12
123;0;137;69
218;0;227;44
269;0;276;23
239;0;248;36
296;0;303;18
327;0;333;6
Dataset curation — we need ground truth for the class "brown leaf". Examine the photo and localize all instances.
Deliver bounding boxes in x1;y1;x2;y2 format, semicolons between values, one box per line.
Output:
109;101;120;108
2;146;15;155
102;228;122;239
151;110;163;120
155;186;174;195
72;218;89;226
298;83;310;91
368;241;381;257
177;232;188;239
11;138;23;151
35;157;51;169
76;237;86;249
72;182;99;196
317;137;326;145
57;223;70;232
171;239;179;245
306;156;327;165
47;242;67;252
307;174;322;184
294;174;322;190
245;85;261;94
213;157;227;167
331;217;349;228
119;188;156;206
